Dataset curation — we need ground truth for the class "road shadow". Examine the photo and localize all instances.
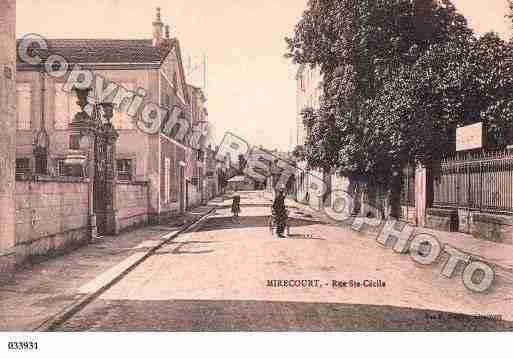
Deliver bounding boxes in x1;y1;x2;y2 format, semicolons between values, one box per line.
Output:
56;299;513;332
286;234;326;241
195;215;324;233
153;241;220;256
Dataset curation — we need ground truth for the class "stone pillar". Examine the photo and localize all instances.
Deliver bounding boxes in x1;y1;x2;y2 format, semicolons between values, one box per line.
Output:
104;136;119;235
86;135;98;240
98;103;119;235
415;165;427;227
0;0;17;277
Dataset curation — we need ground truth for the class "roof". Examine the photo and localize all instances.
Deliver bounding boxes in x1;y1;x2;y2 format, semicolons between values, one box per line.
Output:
16;38;176;67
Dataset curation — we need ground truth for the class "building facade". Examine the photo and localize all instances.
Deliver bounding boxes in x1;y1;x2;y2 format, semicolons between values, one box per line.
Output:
185;84;208;208
15;8;210;225
0;0;17;277
295;64;326;209
296;64;322;147
227;175;256;192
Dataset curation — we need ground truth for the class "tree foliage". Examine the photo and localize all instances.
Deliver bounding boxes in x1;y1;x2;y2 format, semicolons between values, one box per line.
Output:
286;0;513;186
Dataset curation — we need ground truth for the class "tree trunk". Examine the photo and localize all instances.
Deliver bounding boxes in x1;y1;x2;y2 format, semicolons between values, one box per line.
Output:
390;173;402;219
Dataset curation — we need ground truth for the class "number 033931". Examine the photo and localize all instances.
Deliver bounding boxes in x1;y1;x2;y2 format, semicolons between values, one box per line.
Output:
8;341;38;350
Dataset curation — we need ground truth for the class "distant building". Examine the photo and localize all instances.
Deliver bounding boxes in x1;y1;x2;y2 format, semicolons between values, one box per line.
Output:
227;175;256;192
203;145;216;200
186;84;208;208
296;64;322;147
295;64;324;207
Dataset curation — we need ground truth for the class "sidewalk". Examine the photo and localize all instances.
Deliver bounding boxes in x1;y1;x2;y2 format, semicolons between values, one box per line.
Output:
0;204;216;331
261;191;513;277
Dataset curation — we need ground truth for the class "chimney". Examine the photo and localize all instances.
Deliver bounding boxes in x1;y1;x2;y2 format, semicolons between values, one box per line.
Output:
165;24;170;39
152;7;164;46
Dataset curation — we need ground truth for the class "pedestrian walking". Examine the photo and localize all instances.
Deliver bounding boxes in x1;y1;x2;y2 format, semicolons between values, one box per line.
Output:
231;192;241;222
272;187;288;238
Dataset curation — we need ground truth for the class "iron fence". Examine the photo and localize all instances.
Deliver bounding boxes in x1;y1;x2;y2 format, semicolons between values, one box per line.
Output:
432;150;513;214
400;166;416;207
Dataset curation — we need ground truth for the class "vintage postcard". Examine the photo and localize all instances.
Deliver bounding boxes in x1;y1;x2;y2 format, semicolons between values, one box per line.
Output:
1;0;513;354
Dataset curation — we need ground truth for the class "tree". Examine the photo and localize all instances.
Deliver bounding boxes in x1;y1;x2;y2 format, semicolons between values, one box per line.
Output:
285;0;494;187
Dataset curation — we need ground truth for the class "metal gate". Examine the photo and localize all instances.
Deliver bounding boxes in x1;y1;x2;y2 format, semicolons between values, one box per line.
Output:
400;165;416;207
92;112;118;236
94;135;107;234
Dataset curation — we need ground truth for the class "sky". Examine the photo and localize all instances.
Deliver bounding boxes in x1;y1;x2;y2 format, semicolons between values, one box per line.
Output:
16;0;511;151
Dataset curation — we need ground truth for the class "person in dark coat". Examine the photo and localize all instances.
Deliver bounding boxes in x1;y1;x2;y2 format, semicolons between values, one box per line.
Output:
272;189;288;237
231;193;241;221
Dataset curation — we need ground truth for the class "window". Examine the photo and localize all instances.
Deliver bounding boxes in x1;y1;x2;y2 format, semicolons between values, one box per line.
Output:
16;158;30;174
70;134;81;150
193;167;199;187
56;159;66;176
16;83;32;130
34;150;47;175
117;159;133;181
164;158;171;203
54;83;82;129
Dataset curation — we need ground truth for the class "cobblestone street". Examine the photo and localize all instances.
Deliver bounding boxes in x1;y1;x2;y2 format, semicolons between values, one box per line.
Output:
56;192;513;331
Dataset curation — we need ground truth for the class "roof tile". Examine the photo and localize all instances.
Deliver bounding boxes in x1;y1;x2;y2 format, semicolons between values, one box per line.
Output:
16;38;175;66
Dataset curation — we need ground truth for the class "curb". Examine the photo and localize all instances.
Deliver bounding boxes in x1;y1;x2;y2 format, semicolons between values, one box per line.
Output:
33;207;216;332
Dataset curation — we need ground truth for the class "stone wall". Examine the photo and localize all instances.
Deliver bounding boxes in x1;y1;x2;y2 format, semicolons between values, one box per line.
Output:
400;206;416;225
425;208;459;232
6;177;152;272
425;207;513;243
115;181;150;232
471;213;513;244
15;177;89;265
